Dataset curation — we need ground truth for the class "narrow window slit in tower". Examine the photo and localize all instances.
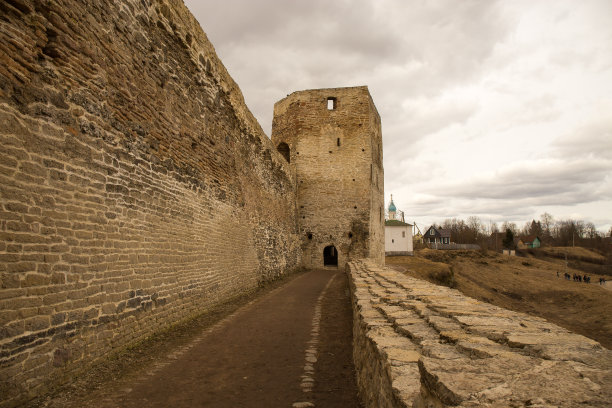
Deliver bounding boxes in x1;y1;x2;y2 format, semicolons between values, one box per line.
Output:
277;142;290;163
337;138;340;147
327;97;336;110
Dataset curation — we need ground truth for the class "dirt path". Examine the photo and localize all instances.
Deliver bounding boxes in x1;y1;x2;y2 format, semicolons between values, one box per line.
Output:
38;268;361;408
312;270;363;407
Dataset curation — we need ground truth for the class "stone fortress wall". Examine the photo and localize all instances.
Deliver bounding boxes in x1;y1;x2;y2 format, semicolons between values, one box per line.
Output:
0;0;301;405
272;87;385;268
1;0;609;407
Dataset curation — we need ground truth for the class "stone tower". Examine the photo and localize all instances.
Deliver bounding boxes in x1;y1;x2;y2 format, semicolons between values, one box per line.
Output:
272;86;385;268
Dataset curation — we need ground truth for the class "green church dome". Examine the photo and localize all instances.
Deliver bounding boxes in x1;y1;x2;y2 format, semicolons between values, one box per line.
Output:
388;200;396;212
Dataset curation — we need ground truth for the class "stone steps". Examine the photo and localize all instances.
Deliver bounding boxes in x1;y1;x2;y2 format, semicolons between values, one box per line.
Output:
348;259;612;407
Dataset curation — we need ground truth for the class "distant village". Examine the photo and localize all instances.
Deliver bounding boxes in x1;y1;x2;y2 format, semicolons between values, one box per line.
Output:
384;195;612;257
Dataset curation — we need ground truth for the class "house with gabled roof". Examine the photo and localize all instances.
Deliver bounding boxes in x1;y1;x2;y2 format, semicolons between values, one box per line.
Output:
518;235;541;249
423;226;451;245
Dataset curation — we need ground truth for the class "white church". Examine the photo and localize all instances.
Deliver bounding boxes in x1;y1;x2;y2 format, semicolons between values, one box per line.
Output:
384;195;414;256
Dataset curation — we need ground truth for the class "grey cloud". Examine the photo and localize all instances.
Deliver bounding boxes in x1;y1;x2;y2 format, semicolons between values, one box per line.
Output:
190;0;512;91
193;0;401;59
512;94;559;125
390;98;478;145
187;0;513;136
425;159;611;204
552;118;612;160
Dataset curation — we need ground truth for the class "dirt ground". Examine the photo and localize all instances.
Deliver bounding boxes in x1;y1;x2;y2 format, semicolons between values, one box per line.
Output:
387;248;612;349
29;269;361;408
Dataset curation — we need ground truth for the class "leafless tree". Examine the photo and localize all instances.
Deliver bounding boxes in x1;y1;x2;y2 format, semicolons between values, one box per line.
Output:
501;221;518;236
540;212;554;242
467;216;483;242
585;222;598;239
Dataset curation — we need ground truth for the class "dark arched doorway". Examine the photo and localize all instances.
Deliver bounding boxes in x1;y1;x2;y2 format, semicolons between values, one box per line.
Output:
277;142;290;163
323;245;338;267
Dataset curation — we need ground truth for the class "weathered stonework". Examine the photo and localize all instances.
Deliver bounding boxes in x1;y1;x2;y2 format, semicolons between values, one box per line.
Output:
0;0;301;405
348;260;612;407
5;0;606;407
272;87;385;268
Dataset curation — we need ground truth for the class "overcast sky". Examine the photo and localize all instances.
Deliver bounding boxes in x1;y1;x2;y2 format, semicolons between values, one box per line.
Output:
184;0;612;234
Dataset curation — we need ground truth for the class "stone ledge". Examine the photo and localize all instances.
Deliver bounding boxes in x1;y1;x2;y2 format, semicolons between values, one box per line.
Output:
347;259;612;407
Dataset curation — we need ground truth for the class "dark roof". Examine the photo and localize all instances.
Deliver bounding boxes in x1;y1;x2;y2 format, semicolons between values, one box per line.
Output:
425;226;451;238
385;219;411;227
521;235;540;243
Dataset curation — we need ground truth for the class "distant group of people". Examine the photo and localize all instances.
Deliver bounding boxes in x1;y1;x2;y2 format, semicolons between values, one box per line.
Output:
557;271;606;285
561;273;607;285
562;272;594;283
575;274;590;283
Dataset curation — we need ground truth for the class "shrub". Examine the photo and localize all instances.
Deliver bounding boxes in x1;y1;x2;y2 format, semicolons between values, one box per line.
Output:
428;266;456;288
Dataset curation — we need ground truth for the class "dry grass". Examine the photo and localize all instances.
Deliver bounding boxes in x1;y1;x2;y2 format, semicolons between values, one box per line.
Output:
387;249;612;349
386;254;454;286
535;246;606;263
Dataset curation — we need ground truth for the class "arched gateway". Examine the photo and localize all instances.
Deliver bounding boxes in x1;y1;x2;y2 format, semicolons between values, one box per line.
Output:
323;245;338;266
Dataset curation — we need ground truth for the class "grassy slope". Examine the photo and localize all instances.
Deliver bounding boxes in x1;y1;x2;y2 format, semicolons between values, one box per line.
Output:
386;248;612;349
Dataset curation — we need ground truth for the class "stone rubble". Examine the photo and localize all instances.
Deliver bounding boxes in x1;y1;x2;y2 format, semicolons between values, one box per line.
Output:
348;259;611;407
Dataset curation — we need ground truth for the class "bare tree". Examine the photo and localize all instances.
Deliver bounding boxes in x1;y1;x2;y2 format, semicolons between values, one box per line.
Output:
576;220;585;238
425;214;607;253
540;212;554;242
520;221;531;236
585;222;598;239
501;221;518;236
467;216;483;243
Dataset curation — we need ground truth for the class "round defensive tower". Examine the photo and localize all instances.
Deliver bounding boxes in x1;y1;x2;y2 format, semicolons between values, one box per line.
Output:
271;86;385;268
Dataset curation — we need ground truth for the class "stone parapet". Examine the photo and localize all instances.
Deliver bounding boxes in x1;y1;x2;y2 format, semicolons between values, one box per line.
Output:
347;259;611;407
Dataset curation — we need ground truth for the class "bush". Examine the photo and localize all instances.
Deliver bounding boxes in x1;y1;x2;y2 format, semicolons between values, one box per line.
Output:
428;266;456;288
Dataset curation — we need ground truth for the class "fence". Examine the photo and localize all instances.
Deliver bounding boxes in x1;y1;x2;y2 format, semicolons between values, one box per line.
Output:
425;243;481;250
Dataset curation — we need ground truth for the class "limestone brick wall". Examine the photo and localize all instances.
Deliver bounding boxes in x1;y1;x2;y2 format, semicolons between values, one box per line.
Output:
271;86;384;268
366;98;385;264
0;0;300;405
348;260;611;407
